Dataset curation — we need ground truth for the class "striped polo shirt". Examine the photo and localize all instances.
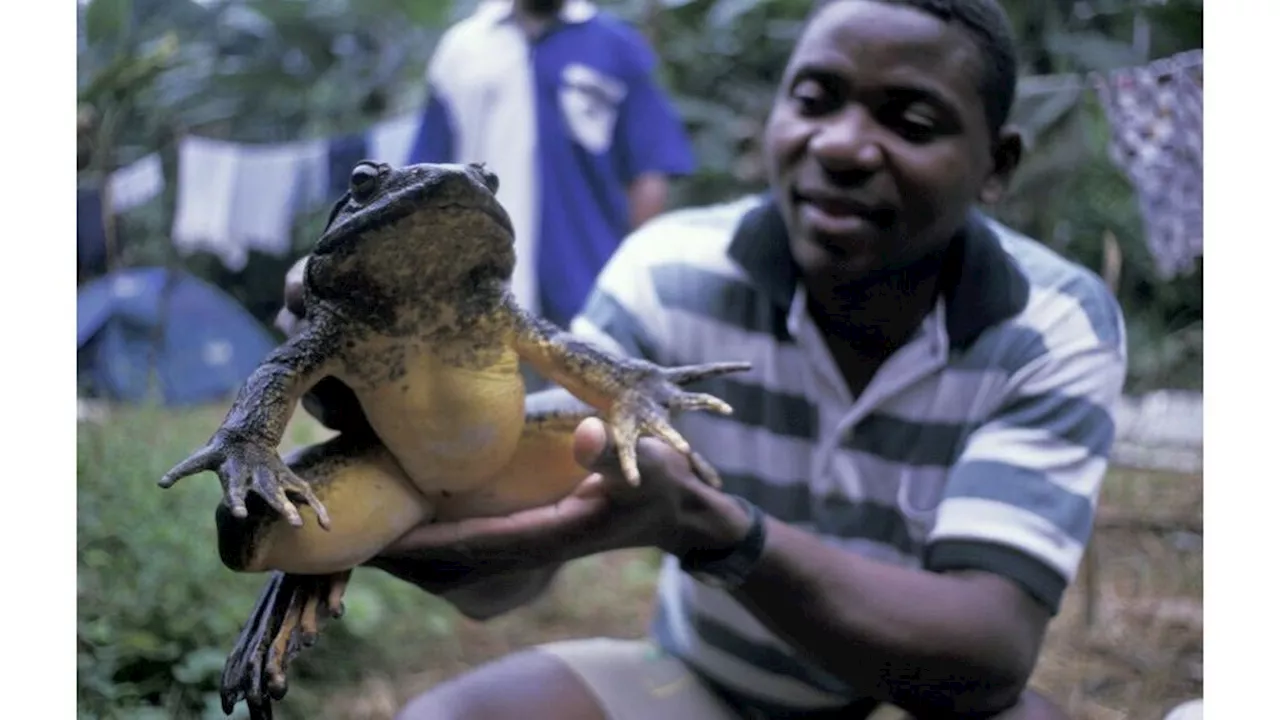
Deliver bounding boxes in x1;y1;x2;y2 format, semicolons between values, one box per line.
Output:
568;194;1127;713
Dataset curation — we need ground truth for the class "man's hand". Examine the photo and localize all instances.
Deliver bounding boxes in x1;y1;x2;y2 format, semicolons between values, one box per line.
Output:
370;418;753;583
358;418;750;621
272;255;310;336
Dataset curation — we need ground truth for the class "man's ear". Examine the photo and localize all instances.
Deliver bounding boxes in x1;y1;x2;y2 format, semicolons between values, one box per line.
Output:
980;127;1023;205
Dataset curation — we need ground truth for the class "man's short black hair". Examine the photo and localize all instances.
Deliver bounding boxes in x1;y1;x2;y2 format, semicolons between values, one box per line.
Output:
804;0;1019;137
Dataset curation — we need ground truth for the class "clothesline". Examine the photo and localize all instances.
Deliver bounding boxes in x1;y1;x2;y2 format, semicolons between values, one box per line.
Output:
87;111;420;273
89;47;1204;278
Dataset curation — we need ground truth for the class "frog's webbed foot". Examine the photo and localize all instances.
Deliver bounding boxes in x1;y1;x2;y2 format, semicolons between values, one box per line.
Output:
160;432;332;530
608;361;751;488
220;570;351;718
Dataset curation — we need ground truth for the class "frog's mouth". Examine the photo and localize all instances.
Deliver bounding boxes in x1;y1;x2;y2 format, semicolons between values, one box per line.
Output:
436;202;516;236
313;198;513;257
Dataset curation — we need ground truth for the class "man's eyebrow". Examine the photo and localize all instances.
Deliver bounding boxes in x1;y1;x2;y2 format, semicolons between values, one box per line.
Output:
882;84;956;109
790;63;962;110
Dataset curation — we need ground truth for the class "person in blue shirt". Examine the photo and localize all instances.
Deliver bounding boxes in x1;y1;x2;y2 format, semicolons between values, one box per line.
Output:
407;0;696;331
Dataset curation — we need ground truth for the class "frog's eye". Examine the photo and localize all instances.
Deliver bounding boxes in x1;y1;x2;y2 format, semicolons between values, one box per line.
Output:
469;162;499;194
349;162;380;201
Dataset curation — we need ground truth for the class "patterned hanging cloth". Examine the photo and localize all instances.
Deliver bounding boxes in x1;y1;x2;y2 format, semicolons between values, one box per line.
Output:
1093;49;1203;279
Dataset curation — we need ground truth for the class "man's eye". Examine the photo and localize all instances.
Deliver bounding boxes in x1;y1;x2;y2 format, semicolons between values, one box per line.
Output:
791;79;834;114
892;105;941;142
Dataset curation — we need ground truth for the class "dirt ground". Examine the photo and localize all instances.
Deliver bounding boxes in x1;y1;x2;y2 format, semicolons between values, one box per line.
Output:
315;469;1201;720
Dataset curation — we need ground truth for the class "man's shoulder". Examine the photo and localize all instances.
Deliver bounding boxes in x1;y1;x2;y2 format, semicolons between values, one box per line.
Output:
984;216;1126;354
430;3;512;61
581;10;651;47
570;9;660;75
612;195;763;271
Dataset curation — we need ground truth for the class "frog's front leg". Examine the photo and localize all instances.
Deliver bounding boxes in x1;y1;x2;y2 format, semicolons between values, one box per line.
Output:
159;318;344;529
506;298;750;487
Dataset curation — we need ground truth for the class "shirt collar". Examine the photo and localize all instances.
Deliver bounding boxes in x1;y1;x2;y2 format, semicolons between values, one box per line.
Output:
727;193;1031;351
481;0;598;26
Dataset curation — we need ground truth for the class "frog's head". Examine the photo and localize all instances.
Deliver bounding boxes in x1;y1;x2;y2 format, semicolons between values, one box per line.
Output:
305;161;516;314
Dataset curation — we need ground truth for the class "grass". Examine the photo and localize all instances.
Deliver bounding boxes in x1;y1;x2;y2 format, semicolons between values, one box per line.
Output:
77;403;1202;720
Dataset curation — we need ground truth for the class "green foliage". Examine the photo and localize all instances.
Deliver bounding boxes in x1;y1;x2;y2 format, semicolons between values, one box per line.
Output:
77;0;1202;393
77;407;460;719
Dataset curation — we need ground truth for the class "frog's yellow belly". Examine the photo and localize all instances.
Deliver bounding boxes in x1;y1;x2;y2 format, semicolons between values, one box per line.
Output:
343;346;527;495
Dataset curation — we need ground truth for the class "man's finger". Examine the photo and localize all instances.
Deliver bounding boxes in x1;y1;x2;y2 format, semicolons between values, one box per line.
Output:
572;417;617;473
385;488;609;556
283;256;309;318
571;417;684;490
274;308;301;337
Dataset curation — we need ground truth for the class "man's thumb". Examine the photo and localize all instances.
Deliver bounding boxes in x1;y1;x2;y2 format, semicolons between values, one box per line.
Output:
572;417;618;473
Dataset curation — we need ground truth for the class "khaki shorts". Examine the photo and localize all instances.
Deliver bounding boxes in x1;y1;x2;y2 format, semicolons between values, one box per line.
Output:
1163;699;1203;720
536;638;907;720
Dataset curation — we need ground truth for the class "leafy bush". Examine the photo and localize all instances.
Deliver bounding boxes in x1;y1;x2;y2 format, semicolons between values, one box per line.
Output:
77;405;458;719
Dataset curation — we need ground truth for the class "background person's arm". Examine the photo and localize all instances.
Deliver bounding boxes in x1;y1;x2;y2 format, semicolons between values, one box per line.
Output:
627;172;671;229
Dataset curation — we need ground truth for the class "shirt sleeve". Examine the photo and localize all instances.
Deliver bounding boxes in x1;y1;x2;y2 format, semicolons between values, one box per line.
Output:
924;307;1127;614
407;93;456;164
407;38;459;164
613;29;696;183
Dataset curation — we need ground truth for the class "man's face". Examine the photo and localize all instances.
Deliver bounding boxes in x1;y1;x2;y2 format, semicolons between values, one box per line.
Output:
763;0;1019;284
519;0;565;15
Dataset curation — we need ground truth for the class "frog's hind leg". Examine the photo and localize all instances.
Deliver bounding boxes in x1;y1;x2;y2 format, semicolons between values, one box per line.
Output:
219;570;350;718
214;432;431;718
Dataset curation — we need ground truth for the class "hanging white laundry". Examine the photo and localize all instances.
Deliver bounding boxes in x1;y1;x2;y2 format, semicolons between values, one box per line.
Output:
292;140;331;213
173;136;321;271
107;152;164;212
231;140;324;261
368;112;420;166
173;136;242;269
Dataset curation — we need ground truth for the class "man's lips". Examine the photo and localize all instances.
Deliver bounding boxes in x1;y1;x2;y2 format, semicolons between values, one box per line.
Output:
792;190;895;236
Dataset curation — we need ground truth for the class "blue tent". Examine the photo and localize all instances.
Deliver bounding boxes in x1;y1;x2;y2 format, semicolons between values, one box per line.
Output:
77;267;279;407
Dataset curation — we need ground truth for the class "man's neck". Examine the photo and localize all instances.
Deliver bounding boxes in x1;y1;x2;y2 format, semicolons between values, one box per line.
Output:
805;246;950;366
512;1;564;36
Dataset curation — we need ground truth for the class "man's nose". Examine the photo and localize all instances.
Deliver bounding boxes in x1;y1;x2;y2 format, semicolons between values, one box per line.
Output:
808;106;885;174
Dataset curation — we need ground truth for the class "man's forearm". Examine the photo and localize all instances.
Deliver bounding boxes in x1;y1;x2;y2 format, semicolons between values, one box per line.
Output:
691;494;1044;716
437;565;561;620
366;556;562;621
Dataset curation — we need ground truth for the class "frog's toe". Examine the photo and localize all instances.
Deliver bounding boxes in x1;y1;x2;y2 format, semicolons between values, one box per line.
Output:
662;360;752;386
220;570;350;717
687;450;724;489
157;444;221;489
221;571;292;716
265;570;350;692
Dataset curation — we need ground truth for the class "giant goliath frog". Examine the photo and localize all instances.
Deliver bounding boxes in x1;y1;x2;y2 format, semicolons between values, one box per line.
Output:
159;161;750;718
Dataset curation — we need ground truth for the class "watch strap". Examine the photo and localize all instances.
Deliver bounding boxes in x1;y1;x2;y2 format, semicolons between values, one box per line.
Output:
679;495;767;588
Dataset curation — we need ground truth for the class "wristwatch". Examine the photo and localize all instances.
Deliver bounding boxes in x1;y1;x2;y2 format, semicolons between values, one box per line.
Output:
679;495;767;589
